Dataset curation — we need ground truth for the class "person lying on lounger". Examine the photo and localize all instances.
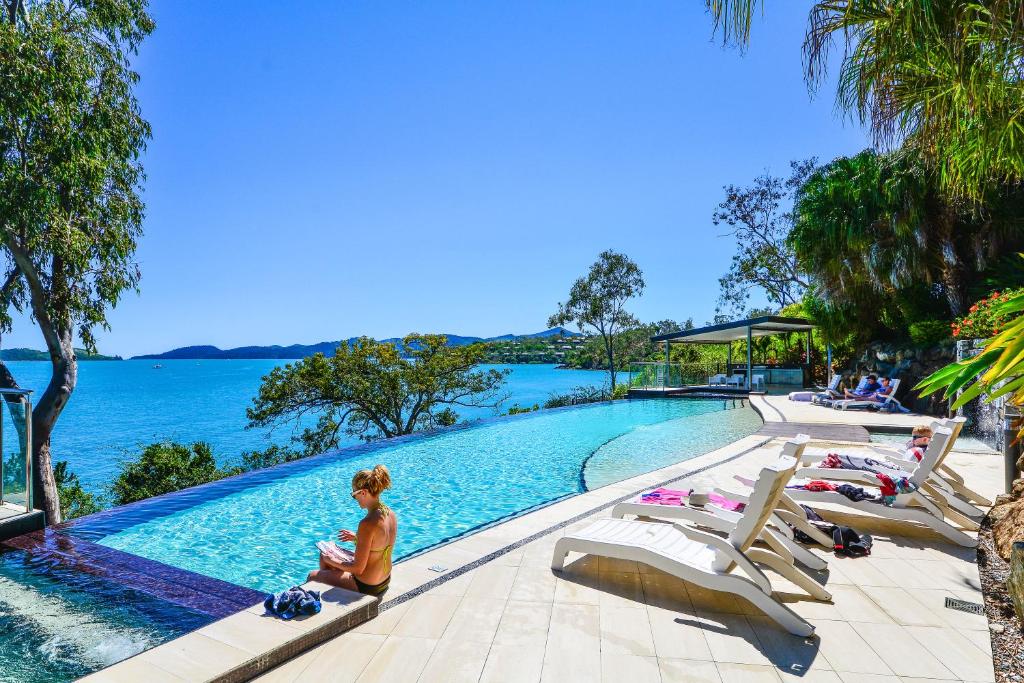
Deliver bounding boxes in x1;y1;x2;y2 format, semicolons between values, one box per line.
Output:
900;425;932;462
842;374;880;399
308;464;396;597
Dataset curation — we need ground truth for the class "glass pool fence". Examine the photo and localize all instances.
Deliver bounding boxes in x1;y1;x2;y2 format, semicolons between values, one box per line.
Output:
0;389;33;513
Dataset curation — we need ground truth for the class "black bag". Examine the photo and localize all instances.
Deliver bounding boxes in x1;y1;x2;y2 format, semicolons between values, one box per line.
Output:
832;526;873;556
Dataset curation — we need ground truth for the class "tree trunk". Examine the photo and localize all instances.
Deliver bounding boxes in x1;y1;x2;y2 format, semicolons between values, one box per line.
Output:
604;334;616;390
30;331;76;524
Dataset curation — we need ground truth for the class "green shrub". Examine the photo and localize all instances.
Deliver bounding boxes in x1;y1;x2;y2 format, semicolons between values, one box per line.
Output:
909;320;952;346
53;461;101;519
111;441;223;505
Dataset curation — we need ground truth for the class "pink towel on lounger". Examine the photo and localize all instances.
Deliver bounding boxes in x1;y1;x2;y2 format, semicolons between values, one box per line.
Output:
639;488;745;512
640;487;691;505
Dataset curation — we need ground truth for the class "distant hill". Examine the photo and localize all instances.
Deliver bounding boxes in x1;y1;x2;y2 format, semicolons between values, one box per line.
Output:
132;328;582;360
1;347;122;361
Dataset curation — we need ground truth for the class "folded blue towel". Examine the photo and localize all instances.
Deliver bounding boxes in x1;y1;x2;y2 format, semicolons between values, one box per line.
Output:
264;586;321;620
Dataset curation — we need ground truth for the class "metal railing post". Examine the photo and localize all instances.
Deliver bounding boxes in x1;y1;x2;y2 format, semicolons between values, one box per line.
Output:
24;394;32;512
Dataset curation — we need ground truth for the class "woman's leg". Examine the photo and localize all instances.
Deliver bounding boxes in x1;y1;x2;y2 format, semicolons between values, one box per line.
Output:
306;568;360;591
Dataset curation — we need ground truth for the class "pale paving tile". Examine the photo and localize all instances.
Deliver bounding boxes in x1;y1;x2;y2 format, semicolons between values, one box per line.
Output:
598;555;641;573
196;611;305;655
714;662;783;682
509;567;558;603
254;648;320;683
78;656;186;682
480;643;544;683
824;585;895;624
640;571;694;612
836;674;901;683
778;671;842;683
541;603;601;683
289;633;386;683
391;594;461;639
598;570;646;609
685;582;749;614
416;637;490;683
813;620;895;675
493;599;552;647
903;625;996;682
915;558;983;594
426;570;475;597
826;558;898;587
659;658;722;683
355;635;437;683
859;586;947;628
647;603;714;661
553;571;603;605
868;559;946;591
354;600;412;635
698;612;774;666
601;653;661;683
139;632;252;681
440;596;506;644
745;615;830;675
600;605;656;656
464;563;519;599
849;622;956;679
960;627;993;654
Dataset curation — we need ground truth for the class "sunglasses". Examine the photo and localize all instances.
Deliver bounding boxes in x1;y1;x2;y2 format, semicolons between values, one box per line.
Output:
351;489;366;499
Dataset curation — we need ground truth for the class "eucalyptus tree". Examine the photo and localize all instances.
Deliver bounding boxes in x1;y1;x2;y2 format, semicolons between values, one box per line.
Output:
713;159;815;319
0;0;152;521
247;335;510;450
549;250;645;390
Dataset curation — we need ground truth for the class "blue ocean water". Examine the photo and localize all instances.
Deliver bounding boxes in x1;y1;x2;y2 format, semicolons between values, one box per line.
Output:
78;398;760;592
2;361;607;495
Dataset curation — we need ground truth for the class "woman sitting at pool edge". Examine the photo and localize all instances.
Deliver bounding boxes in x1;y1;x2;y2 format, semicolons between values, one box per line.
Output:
308;464;396;597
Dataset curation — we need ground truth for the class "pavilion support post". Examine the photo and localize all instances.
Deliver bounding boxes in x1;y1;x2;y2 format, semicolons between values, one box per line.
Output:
727;342;732;375
664;342;670;387
746;326;752;389
806;331;812;386
827;344;833;384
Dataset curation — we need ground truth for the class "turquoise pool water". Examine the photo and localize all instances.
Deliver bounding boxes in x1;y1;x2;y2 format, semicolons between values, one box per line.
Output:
74;398;760;593
5;361;606;495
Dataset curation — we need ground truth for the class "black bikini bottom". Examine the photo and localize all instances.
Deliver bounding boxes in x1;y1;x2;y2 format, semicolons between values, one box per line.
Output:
353;574;390;597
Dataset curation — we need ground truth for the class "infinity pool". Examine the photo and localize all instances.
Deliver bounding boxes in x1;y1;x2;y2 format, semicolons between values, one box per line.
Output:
69;398;759;592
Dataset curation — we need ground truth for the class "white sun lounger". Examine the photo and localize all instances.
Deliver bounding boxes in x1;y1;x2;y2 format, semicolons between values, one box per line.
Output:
609;435;834;593
786;426;978;547
800;417;986;527
831;379;902;411
553;450;817;636
867;416;992;508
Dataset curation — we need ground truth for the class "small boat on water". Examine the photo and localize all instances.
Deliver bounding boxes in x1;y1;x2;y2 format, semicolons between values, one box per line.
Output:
152;364;163;369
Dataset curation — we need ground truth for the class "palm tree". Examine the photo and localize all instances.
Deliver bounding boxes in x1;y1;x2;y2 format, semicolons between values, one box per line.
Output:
708;1;1024;200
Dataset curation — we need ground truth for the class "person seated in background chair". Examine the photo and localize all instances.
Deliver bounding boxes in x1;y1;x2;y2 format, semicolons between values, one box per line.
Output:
843;373;880;399
871;377;895;401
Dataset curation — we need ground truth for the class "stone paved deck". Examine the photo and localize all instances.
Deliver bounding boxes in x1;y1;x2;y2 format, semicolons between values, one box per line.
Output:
247;425;1001;683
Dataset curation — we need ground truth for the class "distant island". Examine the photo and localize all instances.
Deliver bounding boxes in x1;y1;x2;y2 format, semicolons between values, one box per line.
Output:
1;347;122;361
132;327;584;360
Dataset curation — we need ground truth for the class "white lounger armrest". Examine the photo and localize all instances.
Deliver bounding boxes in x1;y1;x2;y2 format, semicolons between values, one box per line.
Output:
670;523;772;594
711;487;749;503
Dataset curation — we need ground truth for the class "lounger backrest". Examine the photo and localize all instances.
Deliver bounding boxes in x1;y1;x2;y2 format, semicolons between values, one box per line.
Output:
909;425;953;487
714;434;809;572
933;416;966;468
829;375;841;391
883;378;901;401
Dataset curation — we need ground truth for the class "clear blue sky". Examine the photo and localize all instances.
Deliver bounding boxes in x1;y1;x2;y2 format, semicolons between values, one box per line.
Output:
7;1;871;357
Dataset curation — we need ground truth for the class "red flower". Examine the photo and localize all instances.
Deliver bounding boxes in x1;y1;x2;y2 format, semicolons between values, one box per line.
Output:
969;304;979;312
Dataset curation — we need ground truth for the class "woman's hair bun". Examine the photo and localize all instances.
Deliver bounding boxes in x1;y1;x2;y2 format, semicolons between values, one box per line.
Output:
353;464;392;496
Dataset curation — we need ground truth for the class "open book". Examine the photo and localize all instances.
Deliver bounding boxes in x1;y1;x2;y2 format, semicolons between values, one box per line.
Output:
316;540;355;565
